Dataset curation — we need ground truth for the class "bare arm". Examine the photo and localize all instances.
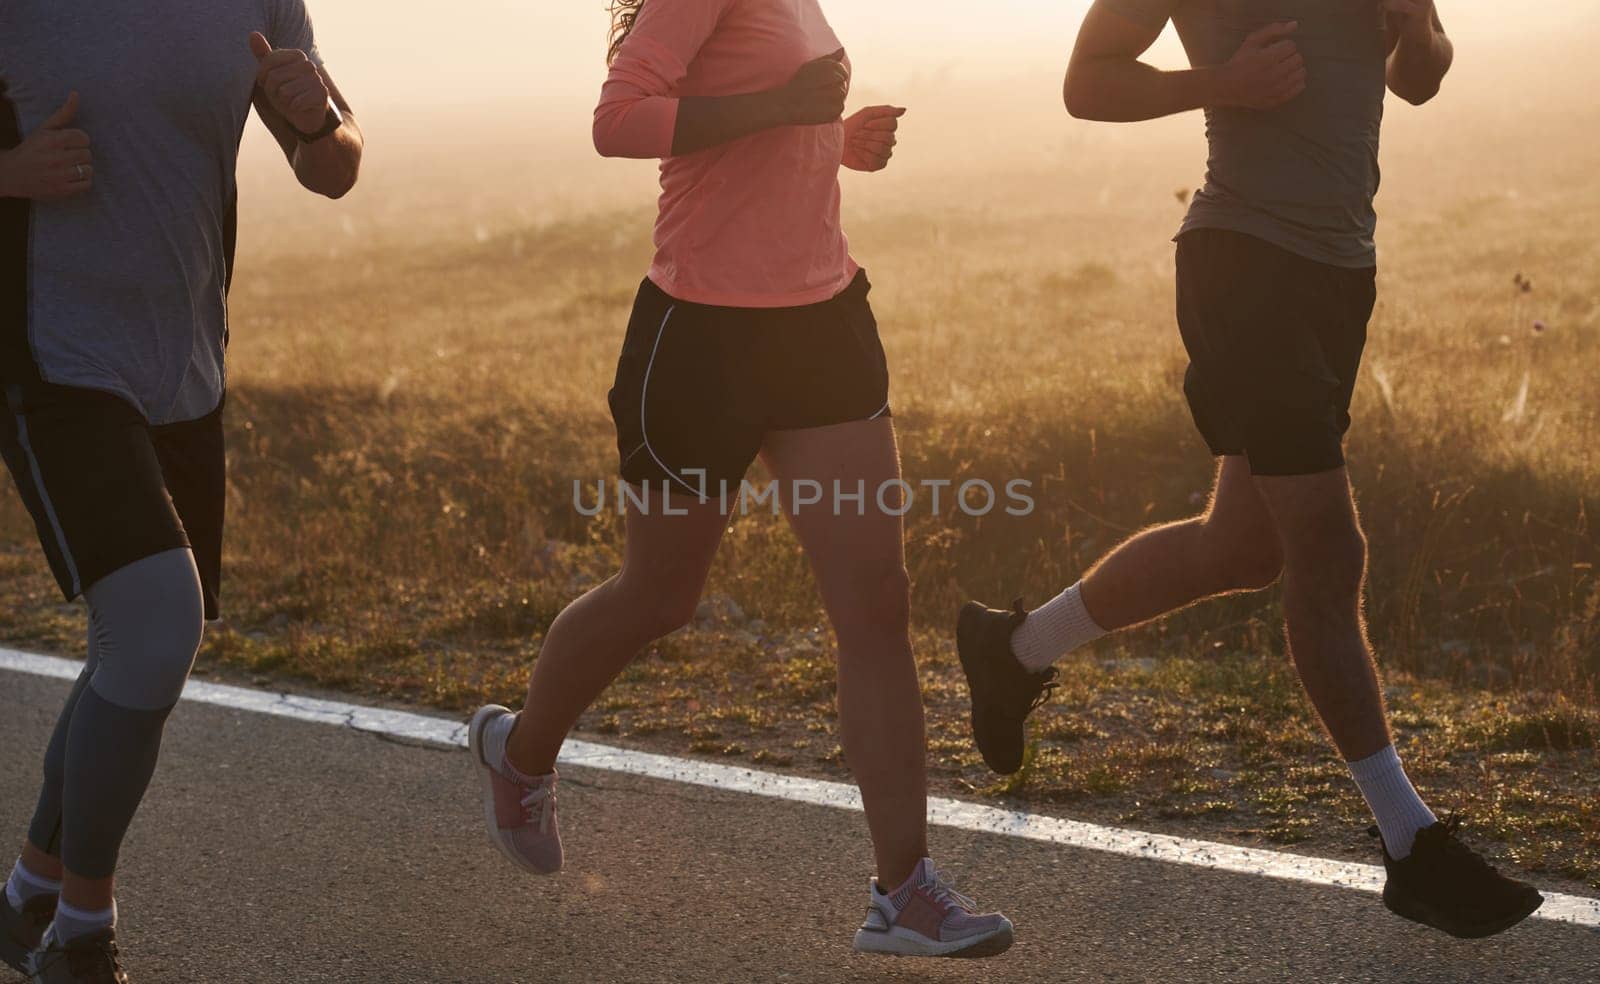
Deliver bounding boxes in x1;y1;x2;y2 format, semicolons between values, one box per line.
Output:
1385;2;1453;105
250;33;362;199
1064;2;1305;122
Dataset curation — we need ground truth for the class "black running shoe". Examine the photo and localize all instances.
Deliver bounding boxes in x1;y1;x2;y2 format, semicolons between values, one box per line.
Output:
1375;817;1544;939
957;600;1057;775
0;890;55;973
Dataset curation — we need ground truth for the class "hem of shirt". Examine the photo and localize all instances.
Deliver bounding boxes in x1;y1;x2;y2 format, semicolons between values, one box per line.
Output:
1175;216;1377;271
646;260;861;309
32;371;224;427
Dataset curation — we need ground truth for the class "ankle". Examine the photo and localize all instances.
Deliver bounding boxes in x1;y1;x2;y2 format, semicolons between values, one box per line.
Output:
502;717;558;779
58;873;115;915
6;858;62;908
20;844;63;882
508;720;566;780
1348;745;1437;859
1013;582;1106;671
49;897;116;943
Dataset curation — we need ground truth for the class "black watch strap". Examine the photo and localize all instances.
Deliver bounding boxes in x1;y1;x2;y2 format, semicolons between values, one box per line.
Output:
295;104;344;144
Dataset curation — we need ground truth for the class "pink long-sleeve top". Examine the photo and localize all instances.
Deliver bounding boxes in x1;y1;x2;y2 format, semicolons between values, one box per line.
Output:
593;0;859;309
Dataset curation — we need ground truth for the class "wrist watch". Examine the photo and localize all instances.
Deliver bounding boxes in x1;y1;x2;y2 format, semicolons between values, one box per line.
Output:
294;103;344;144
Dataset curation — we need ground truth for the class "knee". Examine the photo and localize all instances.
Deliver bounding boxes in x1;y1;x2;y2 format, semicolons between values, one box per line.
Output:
1314;526;1368;596
838;566;913;632
1284;525;1368;618
1203;521;1284;592
617;574;703;639
85;550;205;711
1225;538;1285;591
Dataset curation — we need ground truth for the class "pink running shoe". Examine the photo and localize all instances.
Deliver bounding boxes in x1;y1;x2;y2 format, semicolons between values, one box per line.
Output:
853;858;1014;958
468;704;563;875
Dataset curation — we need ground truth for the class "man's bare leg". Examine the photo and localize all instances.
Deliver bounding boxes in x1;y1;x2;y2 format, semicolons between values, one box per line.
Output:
1251;468;1389;759
1251;466;1439;852
1009;456;1283;670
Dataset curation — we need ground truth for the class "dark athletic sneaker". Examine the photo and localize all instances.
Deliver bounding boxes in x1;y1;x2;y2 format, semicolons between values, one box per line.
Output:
1375;818;1544;939
957;600;1057;775
27;928;129;984
1;891;56;973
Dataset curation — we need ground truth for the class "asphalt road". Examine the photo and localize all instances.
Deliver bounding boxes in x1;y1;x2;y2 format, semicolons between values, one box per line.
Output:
2;670;1595;983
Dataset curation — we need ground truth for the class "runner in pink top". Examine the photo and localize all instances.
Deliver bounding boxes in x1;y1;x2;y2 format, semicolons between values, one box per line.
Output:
467;0;1015;960
593;0;857;307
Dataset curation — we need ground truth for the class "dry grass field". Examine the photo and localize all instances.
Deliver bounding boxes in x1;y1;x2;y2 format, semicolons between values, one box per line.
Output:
3;26;1598;885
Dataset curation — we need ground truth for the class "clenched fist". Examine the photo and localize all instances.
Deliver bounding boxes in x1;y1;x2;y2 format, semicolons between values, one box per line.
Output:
1385;0;1438;44
779;51;850;126
0;92;93;201
1214;22;1307;111
843;106;905;173
250;31;331;134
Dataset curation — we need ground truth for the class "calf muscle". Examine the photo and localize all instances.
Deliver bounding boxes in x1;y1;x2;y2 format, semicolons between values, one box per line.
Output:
1255;469;1392;761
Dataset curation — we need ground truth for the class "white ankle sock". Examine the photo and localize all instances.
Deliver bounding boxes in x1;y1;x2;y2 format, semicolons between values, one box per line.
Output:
1011;583;1107;671
50;899;117;943
1347;745;1438;859
5;859;60;908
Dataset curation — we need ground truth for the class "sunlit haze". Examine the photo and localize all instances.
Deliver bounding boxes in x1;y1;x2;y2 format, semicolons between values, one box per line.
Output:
235;1;1600;255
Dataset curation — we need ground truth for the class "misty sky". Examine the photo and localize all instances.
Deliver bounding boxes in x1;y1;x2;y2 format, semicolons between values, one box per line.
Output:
308;1;1600;115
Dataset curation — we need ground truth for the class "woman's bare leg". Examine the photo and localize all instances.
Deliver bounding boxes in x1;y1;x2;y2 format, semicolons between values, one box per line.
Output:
761;418;927;888
505;493;729;776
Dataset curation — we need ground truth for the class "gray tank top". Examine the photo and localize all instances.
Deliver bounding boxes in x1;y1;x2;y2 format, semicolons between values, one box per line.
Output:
1106;0;1387;268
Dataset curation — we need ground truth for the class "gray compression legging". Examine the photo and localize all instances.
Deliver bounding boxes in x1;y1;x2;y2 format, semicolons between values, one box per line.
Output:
26;548;205;879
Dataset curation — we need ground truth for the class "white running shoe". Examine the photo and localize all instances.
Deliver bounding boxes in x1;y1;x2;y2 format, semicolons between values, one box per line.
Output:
468;704;563;875
853;857;1014;958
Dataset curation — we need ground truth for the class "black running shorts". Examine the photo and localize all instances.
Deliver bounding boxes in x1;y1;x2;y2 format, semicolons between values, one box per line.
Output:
1175;228;1376;477
1;383;225;619
608;269;891;497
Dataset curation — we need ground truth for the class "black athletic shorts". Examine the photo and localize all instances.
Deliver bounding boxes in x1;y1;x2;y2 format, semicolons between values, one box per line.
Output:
1175;228;1376;477
608;269;891;496
1;383;225;619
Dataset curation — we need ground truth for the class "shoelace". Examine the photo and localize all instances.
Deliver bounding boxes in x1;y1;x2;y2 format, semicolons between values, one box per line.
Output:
925;866;978;913
41;938;124;982
1422;815;1500;879
521;784;556;834
1370;815;1501;880
1027;669;1059;713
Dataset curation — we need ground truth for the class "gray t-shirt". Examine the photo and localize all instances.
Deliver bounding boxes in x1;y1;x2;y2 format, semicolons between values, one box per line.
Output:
0;1;322;425
1104;0;1388;268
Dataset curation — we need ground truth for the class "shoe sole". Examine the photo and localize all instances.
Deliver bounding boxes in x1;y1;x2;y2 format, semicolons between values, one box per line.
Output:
956;603;1025;776
851;921;1011;960
1382;884;1544;939
853;924;1015;959
467;704;560;877
0;936;30;975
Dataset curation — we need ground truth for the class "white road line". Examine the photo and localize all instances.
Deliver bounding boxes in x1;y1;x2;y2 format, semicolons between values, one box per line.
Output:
4;647;1597;930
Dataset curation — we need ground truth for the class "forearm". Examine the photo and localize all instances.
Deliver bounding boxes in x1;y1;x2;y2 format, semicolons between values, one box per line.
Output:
292;117;363;199
1387;19;1453;105
671;90;789;156
1065;58;1217;122
594;88;791;160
